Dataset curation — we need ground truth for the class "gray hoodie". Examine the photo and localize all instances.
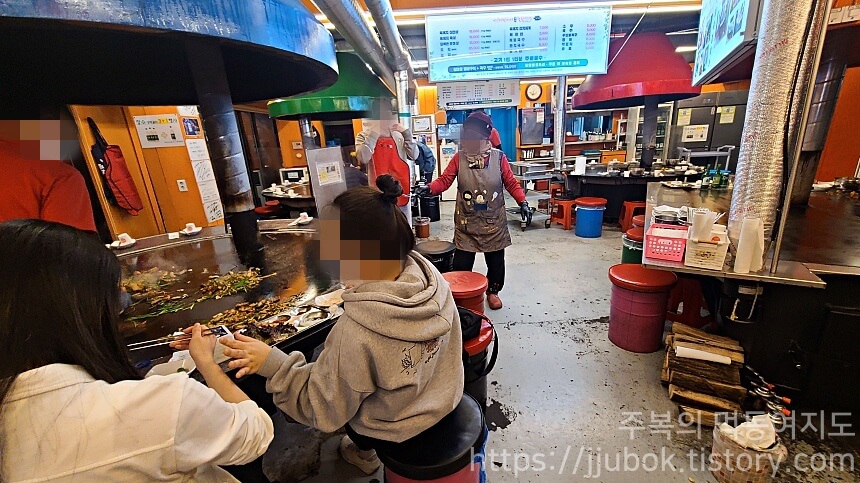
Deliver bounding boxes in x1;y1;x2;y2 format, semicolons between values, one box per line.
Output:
258;252;464;442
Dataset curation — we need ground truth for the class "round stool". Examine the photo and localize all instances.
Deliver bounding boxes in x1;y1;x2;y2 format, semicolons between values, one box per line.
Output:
443;271;489;315
464;318;495;408
265;200;281;207
632;214;646;228
379;394;487;482
416;241;456;273
574;197;607;238
621;227;644;263
607;264;677;353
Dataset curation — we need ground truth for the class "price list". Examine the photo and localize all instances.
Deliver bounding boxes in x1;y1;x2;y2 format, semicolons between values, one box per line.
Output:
436;80;520;110
427;7;611;82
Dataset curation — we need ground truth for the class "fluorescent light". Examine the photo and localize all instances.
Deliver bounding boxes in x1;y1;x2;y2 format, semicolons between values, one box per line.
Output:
675;46;697;53
319;16;424;29
519;76;586;84
411;60;429;68
315;1;700;24
667;29;699;36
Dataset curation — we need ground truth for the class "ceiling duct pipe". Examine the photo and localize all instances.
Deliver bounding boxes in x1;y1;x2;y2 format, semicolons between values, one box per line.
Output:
728;0;825;250
790;35;848;205
365;0;416;123
311;0;396;92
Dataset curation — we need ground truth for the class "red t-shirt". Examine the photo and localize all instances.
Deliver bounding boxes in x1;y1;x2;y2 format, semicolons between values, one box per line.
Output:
427;151;527;204
0;140;97;232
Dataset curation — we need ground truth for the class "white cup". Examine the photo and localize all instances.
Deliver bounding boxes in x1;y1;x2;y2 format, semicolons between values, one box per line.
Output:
185;222;198;232
118;233;133;245
299;212;309;221
287;189;296;196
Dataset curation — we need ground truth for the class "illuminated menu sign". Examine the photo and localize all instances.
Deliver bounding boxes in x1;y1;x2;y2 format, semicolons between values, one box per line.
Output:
426;7;611;82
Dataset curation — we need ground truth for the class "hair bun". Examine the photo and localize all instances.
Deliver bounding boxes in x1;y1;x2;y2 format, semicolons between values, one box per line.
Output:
375;174;403;204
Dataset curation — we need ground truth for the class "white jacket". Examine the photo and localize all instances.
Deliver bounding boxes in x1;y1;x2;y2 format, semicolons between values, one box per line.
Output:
1;364;274;482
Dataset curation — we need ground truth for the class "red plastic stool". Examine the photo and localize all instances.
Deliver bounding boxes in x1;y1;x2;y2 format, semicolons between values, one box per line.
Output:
608;264;677;353
442;271;489;315
265;200;281;207
550;199;576;230
254;205;281;217
632;214;646;228
667;277;714;329
619;201;647;232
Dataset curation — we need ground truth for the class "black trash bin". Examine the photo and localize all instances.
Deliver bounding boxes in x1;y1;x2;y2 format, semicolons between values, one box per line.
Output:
419;195;441;222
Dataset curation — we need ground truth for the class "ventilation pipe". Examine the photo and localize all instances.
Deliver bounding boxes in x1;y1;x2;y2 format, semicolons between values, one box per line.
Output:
728;0;828;255
185;38;262;267
311;0;396;91
365;0;416;124
790;35;848;205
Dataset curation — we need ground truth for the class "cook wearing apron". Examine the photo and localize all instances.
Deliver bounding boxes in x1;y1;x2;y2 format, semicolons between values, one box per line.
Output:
418;111;529;310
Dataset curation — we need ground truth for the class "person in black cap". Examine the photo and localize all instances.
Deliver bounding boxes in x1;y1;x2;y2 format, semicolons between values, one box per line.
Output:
416;111;529;310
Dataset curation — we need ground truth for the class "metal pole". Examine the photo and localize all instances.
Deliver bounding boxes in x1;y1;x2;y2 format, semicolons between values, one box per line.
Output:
184;38;261;266
553;76;567;172
640;96;659;168
770;0;831;273
298;116;317;150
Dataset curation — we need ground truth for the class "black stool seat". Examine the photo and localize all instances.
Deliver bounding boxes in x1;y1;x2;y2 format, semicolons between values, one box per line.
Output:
377;394;486;480
415;240;455;256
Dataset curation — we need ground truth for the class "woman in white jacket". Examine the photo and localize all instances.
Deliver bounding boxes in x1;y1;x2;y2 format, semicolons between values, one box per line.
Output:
0;220;274;482
221;175;465;475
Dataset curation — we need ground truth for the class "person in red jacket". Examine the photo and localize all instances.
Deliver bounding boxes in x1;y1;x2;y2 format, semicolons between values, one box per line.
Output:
417;111;529;310
0;137;96;233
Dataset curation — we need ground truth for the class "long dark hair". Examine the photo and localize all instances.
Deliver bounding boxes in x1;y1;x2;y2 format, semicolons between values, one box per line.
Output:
0;220;140;410
331;174;416;262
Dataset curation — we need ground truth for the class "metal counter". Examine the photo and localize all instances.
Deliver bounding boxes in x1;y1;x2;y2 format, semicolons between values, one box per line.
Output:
564;172;698;221
642;183;827;289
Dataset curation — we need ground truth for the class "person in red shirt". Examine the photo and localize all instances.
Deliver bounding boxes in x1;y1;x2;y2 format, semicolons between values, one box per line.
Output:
0;138;96;232
417;111;528;310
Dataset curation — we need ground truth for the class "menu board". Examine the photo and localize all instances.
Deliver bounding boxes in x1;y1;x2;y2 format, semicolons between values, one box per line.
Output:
426;7;611;82
437;80;520;110
693;0;761;85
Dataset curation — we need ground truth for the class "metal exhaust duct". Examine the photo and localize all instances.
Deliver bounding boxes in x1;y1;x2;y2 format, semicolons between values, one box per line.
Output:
185;38;261;266
365;0;417;123
311;0;396;91
790;36;847;205
728;0;820;245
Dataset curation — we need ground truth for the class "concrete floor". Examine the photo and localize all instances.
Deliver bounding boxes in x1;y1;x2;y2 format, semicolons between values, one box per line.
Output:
265;200;860;483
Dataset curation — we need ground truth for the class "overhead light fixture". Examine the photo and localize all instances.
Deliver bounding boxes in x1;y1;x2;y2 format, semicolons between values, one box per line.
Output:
519;77;586;84
411;60;429;68
667;29;699;36
316;0;701;24
675;46;697;53
320;17;425;30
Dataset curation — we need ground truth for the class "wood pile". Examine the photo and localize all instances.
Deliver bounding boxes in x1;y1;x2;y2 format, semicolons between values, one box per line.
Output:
662;323;746;426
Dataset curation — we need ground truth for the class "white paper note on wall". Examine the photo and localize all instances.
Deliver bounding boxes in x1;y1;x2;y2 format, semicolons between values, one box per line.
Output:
197;179;224;223
186;139;210;161
133;114;185;148
177;105;199;117
677;108;692;126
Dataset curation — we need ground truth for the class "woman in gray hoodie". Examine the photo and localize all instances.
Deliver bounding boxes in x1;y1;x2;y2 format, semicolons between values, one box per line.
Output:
221;175;465;474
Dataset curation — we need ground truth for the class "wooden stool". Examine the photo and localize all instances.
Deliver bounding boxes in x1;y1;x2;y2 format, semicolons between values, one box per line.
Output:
619;201;646;232
550;199;576;230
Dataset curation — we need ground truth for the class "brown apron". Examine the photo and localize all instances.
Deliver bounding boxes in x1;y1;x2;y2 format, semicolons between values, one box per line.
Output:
454;149;512;252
